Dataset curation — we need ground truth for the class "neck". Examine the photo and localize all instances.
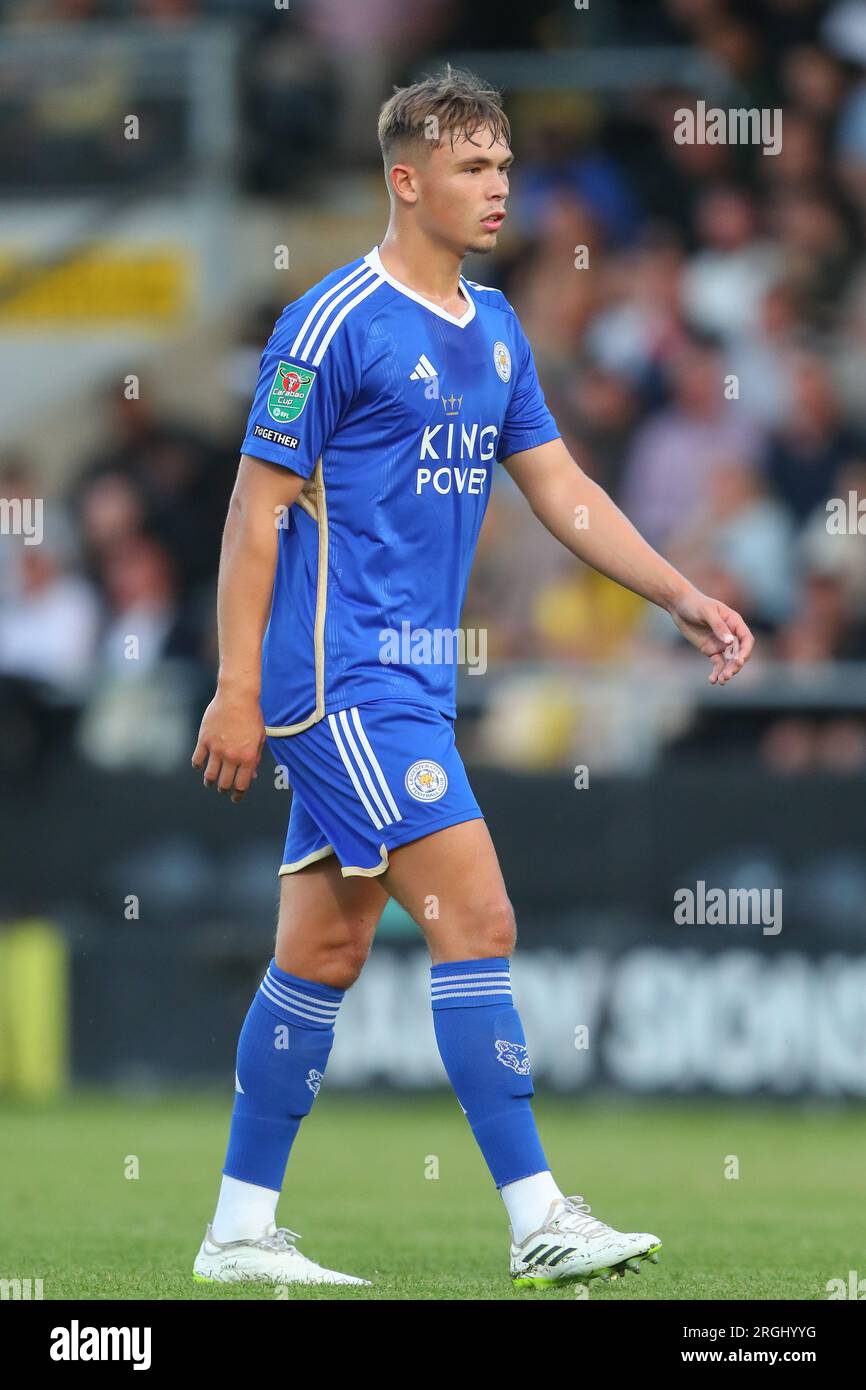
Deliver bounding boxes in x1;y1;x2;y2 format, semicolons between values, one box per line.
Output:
377;223;466;306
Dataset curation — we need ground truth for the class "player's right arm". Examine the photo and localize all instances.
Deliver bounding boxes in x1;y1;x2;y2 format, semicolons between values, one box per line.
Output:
191;454;306;804
194;278;362;800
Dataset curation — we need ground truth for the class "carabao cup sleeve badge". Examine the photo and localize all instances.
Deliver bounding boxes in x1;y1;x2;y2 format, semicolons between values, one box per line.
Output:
267;361;317;423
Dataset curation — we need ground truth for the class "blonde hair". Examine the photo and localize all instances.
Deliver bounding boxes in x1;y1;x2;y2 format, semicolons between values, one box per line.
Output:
377;64;510;171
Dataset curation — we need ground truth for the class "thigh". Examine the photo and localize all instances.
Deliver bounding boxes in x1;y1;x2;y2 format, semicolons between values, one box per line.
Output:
382;818;514;964
275;851;389;978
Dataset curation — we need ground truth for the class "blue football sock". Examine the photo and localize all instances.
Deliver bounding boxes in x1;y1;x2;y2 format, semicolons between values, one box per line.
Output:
222;959;344;1192
431;957;548;1188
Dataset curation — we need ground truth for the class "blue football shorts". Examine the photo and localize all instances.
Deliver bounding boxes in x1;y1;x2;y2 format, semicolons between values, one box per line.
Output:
266;697;484;878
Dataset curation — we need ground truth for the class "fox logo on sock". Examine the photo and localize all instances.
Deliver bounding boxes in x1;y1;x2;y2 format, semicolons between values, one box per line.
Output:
306;1068;324;1096
495;1039;531;1075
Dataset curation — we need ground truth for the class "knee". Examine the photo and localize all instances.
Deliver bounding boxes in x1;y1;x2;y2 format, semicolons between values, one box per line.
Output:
274;933;370;992
475;896;517;958
321;940;370;991
273;928;372;995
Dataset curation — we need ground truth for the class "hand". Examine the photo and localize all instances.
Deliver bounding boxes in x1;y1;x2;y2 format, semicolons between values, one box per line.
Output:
191;685;266;804
669;588;755;685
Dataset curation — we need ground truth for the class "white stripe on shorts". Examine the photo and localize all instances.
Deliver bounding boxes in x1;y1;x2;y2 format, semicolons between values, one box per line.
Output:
349;707;402;822
327;712;384;830
337;708;392;825
326;708;404;831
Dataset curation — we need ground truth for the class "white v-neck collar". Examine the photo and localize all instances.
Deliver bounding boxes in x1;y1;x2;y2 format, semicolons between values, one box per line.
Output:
365;245;476;328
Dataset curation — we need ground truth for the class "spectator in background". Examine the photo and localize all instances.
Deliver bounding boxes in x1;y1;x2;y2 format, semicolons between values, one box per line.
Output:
77;470;148;572
0;508;100;700
768;187;858;328
512;106;640;248
72;383;234;599
729;280;801;431
0;492;101;775
95;531;198;675
463;464;585;663
585;225;689;411
76;531;201;772
831;265;866;427
667;463;798;635
781;43;846;129
300;0;456;164
619;334;762;550
762;349;863;524
681;184;783;341
797;456;866;651
499;193;606;369
826;0;866;215
551;361;641;501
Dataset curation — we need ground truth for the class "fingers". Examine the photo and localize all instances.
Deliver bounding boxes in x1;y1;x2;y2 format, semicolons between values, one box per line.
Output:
726;610;755;665
202;749;223;787
229;761;256;805
705;605;736;648
713;616;755;684
218;759;240;794
714;639;740;685
708;651;725;685
194;743;258;803
705;603;755;685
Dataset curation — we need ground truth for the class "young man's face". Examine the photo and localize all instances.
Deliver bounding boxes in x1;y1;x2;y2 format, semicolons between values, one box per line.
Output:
401;124;513;256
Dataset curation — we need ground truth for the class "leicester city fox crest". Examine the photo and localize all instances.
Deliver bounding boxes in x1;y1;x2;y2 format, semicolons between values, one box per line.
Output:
493;340;512;382
404;759;448;802
495;1039;531;1075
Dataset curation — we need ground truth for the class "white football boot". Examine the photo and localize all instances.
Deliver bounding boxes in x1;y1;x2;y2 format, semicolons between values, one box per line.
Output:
510;1193;662;1288
193;1221;370;1286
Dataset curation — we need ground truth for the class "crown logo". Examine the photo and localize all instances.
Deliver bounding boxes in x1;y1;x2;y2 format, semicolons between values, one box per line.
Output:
441;392;463;417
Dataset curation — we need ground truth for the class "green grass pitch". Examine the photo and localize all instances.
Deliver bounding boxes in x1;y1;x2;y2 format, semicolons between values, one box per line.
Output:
1;1090;863;1300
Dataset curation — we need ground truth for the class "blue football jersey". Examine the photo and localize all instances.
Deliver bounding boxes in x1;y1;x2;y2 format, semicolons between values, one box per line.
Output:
240;244;560;734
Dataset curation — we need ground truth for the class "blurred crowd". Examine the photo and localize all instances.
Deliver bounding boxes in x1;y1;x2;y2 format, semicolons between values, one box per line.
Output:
465;0;866;767
3;0;866;773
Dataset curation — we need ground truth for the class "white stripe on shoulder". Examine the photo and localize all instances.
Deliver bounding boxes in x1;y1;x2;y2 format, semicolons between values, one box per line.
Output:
299;266;375;360
310;275;383;367
462;277;503;293
290;260;371;358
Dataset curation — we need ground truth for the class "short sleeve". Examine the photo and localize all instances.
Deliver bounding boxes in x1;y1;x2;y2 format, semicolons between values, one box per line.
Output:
240;301;358;479
497;316;561;462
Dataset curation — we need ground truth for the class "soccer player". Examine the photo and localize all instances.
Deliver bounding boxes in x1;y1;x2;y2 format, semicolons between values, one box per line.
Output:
191;67;754;1289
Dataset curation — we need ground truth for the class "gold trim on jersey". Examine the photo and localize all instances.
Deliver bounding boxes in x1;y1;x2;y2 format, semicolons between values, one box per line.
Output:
265;456;328;737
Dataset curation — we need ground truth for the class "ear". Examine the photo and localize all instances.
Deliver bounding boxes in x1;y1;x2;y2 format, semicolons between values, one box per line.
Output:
388;161;419;206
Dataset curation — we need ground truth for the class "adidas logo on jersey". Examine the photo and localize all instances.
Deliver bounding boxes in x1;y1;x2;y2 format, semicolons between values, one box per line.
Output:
409;353;438;381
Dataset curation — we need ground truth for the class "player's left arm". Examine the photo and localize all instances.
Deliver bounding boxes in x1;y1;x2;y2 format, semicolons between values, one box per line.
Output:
502;437;755;685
